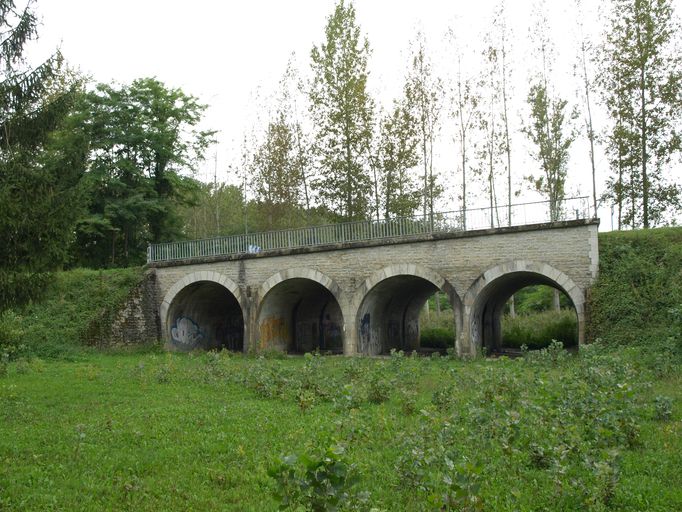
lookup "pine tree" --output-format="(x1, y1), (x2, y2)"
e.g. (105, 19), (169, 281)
(0, 0), (85, 305)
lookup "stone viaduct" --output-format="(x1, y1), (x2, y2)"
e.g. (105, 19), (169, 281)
(145, 219), (599, 357)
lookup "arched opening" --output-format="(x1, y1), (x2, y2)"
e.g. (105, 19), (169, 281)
(166, 281), (244, 351)
(501, 285), (578, 351)
(471, 272), (579, 354)
(357, 275), (455, 355)
(257, 278), (344, 354)
(420, 292), (457, 353)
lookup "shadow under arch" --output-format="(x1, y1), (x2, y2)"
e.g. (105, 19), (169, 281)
(352, 264), (462, 356)
(256, 268), (344, 353)
(160, 271), (246, 352)
(464, 261), (585, 354)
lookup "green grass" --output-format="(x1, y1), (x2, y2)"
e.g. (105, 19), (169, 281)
(1, 346), (680, 511)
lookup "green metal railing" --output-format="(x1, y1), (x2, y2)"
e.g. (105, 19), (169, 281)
(147, 196), (592, 263)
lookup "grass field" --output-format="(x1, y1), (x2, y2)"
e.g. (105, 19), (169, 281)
(2, 344), (681, 511)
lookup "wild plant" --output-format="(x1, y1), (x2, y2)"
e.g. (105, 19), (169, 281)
(268, 444), (362, 511)
(653, 395), (673, 421)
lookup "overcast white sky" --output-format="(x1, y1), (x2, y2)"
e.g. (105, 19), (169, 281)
(32, 0), (682, 228)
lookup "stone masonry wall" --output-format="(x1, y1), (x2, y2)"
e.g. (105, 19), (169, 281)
(150, 220), (599, 355)
(84, 270), (160, 347)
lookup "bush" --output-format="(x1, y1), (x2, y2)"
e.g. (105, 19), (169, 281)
(588, 227), (682, 346)
(268, 444), (363, 511)
(421, 327), (455, 350)
(502, 310), (577, 349)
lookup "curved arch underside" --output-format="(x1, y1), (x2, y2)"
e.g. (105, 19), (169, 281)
(471, 271), (579, 352)
(166, 281), (244, 351)
(257, 278), (344, 353)
(357, 275), (441, 355)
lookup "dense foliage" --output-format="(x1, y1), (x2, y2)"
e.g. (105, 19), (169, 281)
(588, 226), (682, 346)
(0, 267), (142, 360)
(0, 0), (86, 305)
(67, 78), (214, 267)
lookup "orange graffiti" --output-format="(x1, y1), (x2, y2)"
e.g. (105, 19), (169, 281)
(258, 317), (289, 351)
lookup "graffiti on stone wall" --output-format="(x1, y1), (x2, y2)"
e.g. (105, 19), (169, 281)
(216, 316), (243, 351)
(171, 317), (204, 348)
(405, 319), (419, 349)
(359, 313), (381, 355)
(259, 316), (289, 351)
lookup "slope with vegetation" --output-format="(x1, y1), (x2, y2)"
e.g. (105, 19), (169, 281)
(0, 268), (142, 361)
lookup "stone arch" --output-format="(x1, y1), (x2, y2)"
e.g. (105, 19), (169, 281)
(351, 264), (462, 355)
(463, 260), (585, 354)
(255, 268), (345, 354)
(160, 271), (246, 351)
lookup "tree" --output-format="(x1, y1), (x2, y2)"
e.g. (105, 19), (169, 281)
(181, 181), (245, 239)
(404, 31), (443, 224)
(0, 0), (86, 306)
(309, 0), (374, 221)
(250, 111), (305, 229)
(374, 101), (420, 218)
(598, 0), (682, 228)
(494, 1), (515, 225)
(524, 83), (577, 221)
(574, 0), (599, 218)
(475, 37), (504, 228)
(448, 29), (479, 228)
(524, 3), (578, 222)
(71, 78), (214, 267)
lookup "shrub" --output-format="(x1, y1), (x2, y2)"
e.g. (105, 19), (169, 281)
(654, 396), (673, 421)
(421, 327), (455, 349)
(268, 444), (362, 511)
(502, 310), (577, 349)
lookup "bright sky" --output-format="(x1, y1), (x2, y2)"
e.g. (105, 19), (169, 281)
(32, 0), (682, 228)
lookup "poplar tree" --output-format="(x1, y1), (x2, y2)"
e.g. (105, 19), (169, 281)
(309, 0), (374, 221)
(250, 112), (304, 229)
(524, 2), (578, 222)
(475, 38), (504, 228)
(448, 29), (479, 229)
(574, 0), (599, 217)
(374, 101), (420, 219)
(404, 31), (443, 224)
(598, 0), (682, 228)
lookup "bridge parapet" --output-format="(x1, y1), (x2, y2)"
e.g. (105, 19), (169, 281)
(148, 197), (593, 264)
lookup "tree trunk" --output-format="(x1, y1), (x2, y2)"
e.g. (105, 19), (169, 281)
(553, 288), (561, 311)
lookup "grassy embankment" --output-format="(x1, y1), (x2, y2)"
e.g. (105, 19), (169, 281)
(0, 228), (680, 510)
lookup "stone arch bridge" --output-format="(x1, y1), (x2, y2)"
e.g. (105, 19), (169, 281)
(144, 205), (598, 357)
